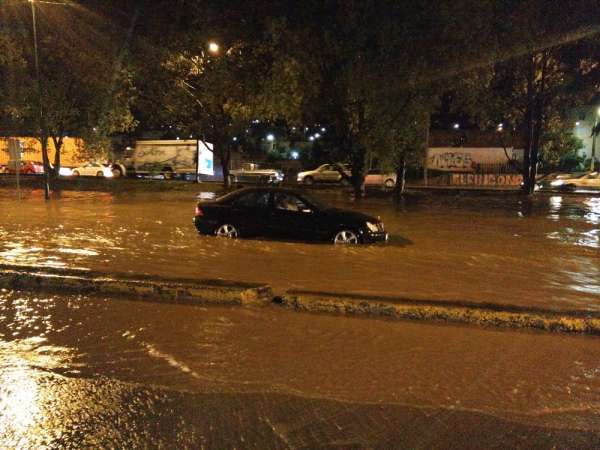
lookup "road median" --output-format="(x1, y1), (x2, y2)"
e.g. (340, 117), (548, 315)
(0, 264), (272, 306)
(2, 264), (600, 334)
(279, 290), (600, 335)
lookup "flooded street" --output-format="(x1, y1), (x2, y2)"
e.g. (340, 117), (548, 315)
(1, 187), (600, 447)
(1, 290), (600, 447)
(0, 188), (598, 311)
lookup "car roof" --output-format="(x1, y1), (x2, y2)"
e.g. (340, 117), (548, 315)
(216, 186), (309, 202)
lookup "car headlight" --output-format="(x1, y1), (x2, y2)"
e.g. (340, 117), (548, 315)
(59, 167), (73, 176)
(103, 168), (114, 178)
(550, 180), (564, 187)
(366, 221), (379, 233)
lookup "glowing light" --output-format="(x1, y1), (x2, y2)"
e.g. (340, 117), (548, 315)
(266, 134), (275, 142)
(453, 123), (460, 130)
(208, 42), (219, 54)
(291, 151), (299, 159)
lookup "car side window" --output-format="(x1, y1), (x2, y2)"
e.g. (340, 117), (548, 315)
(233, 192), (270, 208)
(256, 193), (270, 208)
(233, 192), (258, 207)
(274, 193), (308, 212)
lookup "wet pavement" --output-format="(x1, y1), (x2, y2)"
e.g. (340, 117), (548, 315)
(1, 290), (599, 448)
(0, 188), (598, 311)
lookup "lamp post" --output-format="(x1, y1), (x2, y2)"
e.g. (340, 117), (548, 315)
(29, 0), (50, 199)
(591, 107), (600, 172)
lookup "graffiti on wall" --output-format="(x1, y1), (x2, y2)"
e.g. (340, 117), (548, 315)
(427, 147), (523, 172)
(428, 152), (474, 171)
(451, 173), (523, 186)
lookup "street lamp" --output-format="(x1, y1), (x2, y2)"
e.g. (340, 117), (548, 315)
(208, 41), (220, 54)
(591, 107), (600, 172)
(29, 0), (50, 200)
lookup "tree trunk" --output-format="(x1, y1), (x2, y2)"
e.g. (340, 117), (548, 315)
(527, 52), (548, 195)
(220, 142), (232, 189)
(40, 133), (51, 199)
(394, 152), (406, 201)
(350, 140), (366, 199)
(522, 54), (537, 195)
(51, 135), (64, 179)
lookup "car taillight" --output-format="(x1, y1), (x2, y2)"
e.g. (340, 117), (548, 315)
(195, 205), (204, 217)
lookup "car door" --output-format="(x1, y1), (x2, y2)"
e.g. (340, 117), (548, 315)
(365, 169), (382, 186)
(228, 190), (272, 236)
(269, 192), (320, 240)
(321, 165), (342, 183)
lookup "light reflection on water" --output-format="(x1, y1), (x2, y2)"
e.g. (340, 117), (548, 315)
(0, 190), (599, 310)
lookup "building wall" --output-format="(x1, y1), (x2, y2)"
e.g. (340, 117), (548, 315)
(0, 137), (86, 166)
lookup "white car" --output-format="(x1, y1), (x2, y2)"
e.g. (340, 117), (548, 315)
(364, 169), (397, 189)
(70, 162), (114, 178)
(548, 172), (600, 190)
(229, 163), (284, 184)
(297, 163), (351, 185)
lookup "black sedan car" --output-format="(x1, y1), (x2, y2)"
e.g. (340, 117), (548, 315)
(193, 187), (388, 244)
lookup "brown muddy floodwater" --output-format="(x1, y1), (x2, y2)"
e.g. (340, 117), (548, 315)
(0, 187), (598, 311)
(1, 187), (600, 447)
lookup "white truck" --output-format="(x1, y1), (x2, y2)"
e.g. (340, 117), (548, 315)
(111, 139), (214, 180)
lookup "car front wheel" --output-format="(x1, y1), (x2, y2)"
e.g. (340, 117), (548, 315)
(384, 179), (395, 188)
(303, 176), (314, 185)
(333, 229), (359, 245)
(215, 223), (239, 239)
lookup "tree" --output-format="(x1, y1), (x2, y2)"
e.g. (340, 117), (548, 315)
(0, 0), (137, 191)
(452, 0), (600, 193)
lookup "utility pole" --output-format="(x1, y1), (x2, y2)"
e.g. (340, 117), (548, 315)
(30, 0), (50, 200)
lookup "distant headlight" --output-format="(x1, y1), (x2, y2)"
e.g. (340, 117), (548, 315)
(366, 221), (380, 233)
(550, 180), (564, 187)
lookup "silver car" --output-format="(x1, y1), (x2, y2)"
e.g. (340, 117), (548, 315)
(297, 163), (350, 185)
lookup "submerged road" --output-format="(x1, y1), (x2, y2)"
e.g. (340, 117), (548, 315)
(1, 290), (599, 448)
(0, 188), (598, 311)
(1, 187), (600, 447)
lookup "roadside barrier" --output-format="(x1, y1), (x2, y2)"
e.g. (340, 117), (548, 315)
(1, 264), (599, 335)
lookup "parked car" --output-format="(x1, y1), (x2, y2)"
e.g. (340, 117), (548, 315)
(547, 171), (600, 190)
(297, 163), (351, 185)
(229, 163), (284, 185)
(70, 162), (114, 178)
(6, 160), (44, 175)
(193, 187), (388, 244)
(364, 169), (397, 189)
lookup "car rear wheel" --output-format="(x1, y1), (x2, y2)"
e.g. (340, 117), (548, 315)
(384, 178), (395, 188)
(72, 170), (80, 177)
(96, 171), (104, 177)
(340, 178), (350, 186)
(215, 224), (239, 239)
(303, 176), (314, 185)
(333, 229), (359, 245)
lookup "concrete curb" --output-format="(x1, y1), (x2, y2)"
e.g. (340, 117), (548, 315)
(2, 265), (600, 335)
(0, 264), (272, 306)
(280, 290), (600, 335)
